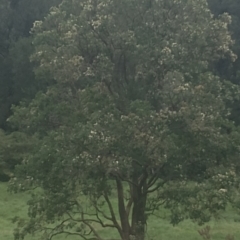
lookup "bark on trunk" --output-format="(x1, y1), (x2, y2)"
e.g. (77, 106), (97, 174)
(116, 177), (131, 240)
(131, 182), (147, 240)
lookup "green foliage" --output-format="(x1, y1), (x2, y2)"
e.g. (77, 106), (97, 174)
(0, 130), (37, 181)
(9, 0), (62, 38)
(8, 0), (240, 240)
(207, 0), (240, 124)
(0, 0), (62, 130)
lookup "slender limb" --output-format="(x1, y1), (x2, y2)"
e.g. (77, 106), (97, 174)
(83, 221), (104, 240)
(125, 183), (133, 217)
(94, 205), (113, 221)
(103, 191), (123, 238)
(147, 163), (165, 188)
(115, 177), (130, 224)
(66, 211), (115, 228)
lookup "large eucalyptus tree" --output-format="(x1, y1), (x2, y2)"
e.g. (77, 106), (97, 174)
(10, 0), (240, 240)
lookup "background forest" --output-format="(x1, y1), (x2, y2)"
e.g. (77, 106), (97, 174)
(1, 0), (240, 240)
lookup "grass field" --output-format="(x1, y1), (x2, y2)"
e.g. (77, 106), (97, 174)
(1, 182), (240, 240)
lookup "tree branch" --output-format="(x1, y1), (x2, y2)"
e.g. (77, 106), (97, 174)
(94, 205), (113, 221)
(115, 176), (131, 238)
(44, 218), (96, 240)
(66, 211), (112, 228)
(125, 183), (133, 217)
(83, 221), (104, 240)
(147, 163), (165, 188)
(145, 182), (165, 194)
(103, 191), (123, 237)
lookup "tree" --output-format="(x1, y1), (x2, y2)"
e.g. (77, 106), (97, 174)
(207, 0), (240, 124)
(0, 0), (13, 129)
(0, 130), (36, 181)
(9, 0), (240, 240)
(0, 0), (62, 130)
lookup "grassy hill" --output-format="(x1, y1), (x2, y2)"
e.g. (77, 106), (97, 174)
(1, 182), (240, 240)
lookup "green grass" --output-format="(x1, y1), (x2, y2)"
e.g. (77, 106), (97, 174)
(1, 182), (240, 240)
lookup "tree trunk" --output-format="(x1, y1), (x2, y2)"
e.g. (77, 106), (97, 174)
(116, 177), (131, 240)
(131, 183), (147, 240)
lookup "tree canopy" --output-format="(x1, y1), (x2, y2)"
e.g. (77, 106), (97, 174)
(6, 0), (240, 240)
